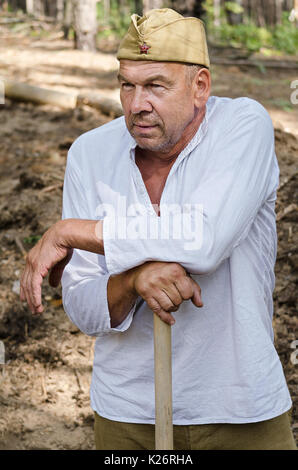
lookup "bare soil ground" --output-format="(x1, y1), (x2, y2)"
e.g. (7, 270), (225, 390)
(0, 22), (297, 450)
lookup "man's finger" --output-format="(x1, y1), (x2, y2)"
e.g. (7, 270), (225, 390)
(153, 290), (177, 313)
(174, 277), (194, 301)
(161, 284), (183, 308)
(146, 297), (176, 325)
(190, 280), (203, 308)
(21, 267), (35, 313)
(25, 287), (35, 314)
(30, 272), (44, 314)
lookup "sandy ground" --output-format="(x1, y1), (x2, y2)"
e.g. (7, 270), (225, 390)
(0, 23), (297, 450)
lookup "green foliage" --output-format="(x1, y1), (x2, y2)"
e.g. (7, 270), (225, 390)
(268, 98), (294, 112)
(271, 12), (298, 55)
(224, 2), (244, 14)
(202, 2), (298, 55)
(216, 22), (272, 51)
(203, 0), (215, 17)
(96, 0), (133, 39)
(23, 235), (41, 246)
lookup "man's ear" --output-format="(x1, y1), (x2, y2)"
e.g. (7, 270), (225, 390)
(193, 69), (211, 108)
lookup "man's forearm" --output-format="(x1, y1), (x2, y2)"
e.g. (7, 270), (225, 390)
(62, 219), (140, 327)
(61, 218), (104, 254)
(55, 217), (141, 328)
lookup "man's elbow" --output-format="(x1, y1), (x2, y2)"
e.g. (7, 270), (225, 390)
(62, 294), (100, 337)
(180, 248), (224, 276)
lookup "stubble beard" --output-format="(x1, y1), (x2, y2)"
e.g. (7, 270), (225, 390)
(127, 112), (169, 152)
(136, 132), (176, 153)
(127, 107), (195, 154)
(129, 121), (183, 153)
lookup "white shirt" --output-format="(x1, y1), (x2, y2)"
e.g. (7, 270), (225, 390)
(61, 95), (292, 425)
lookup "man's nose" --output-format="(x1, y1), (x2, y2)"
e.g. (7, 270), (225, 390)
(130, 86), (152, 114)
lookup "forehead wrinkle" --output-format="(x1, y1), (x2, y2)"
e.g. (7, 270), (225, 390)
(117, 71), (174, 87)
(143, 74), (174, 86)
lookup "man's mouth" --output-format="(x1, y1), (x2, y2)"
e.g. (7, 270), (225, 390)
(133, 123), (157, 128)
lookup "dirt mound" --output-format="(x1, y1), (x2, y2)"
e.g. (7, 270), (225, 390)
(0, 98), (107, 449)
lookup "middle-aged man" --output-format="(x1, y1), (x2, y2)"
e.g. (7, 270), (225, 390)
(20, 9), (296, 450)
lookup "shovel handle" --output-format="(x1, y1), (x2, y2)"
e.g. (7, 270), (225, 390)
(154, 314), (173, 450)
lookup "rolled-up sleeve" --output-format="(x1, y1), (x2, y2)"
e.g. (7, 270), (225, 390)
(61, 147), (136, 336)
(103, 101), (279, 276)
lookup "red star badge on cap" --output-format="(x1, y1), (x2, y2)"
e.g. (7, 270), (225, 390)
(139, 43), (150, 54)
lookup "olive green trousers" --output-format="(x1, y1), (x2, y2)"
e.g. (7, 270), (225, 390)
(94, 410), (297, 450)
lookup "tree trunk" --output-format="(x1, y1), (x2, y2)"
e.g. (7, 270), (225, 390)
(26, 0), (34, 14)
(213, 0), (220, 26)
(225, 0), (243, 25)
(134, 0), (143, 16)
(275, 0), (283, 24)
(33, 0), (45, 16)
(193, 0), (205, 18)
(46, 0), (57, 18)
(118, 0), (130, 18)
(171, 0), (205, 18)
(73, 0), (97, 51)
(251, 0), (265, 27)
(143, 0), (164, 14)
(284, 0), (293, 10)
(103, 0), (110, 22)
(63, 0), (73, 38)
(264, 0), (276, 26)
(242, 0), (251, 23)
(56, 0), (64, 22)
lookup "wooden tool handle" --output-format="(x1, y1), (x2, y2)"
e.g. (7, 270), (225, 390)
(154, 314), (173, 450)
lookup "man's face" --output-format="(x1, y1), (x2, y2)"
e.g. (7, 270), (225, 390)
(118, 60), (197, 153)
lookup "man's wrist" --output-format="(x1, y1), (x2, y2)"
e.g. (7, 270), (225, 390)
(121, 265), (140, 297)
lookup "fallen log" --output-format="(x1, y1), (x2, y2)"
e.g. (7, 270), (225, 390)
(1, 77), (123, 117)
(2, 78), (77, 109)
(0, 18), (24, 25)
(77, 92), (123, 118)
(211, 57), (298, 70)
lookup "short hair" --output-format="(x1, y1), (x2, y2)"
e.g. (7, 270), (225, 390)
(185, 63), (209, 84)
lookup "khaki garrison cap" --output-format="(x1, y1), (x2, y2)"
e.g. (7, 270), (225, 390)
(117, 8), (210, 68)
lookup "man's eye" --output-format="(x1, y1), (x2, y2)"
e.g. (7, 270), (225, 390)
(150, 84), (163, 89)
(121, 83), (134, 89)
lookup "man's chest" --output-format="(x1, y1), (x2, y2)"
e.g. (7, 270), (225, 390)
(136, 167), (173, 217)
